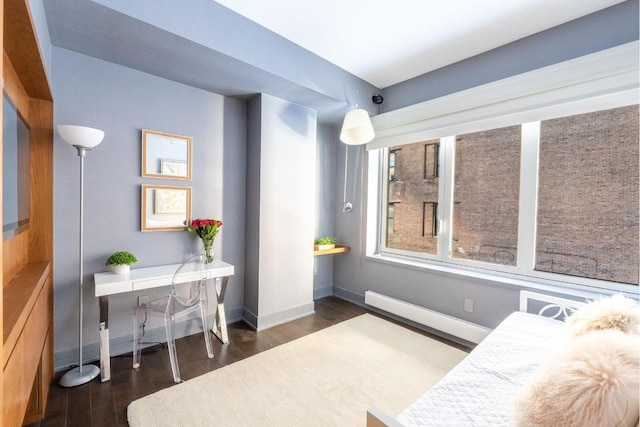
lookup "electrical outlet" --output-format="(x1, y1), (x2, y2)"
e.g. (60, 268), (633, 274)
(138, 295), (149, 306)
(463, 298), (474, 313)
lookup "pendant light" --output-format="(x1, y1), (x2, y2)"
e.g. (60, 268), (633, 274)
(340, 107), (375, 145)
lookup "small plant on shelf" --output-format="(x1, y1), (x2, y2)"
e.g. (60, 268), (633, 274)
(314, 236), (336, 251)
(105, 251), (138, 275)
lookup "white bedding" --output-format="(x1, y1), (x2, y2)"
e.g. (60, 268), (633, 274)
(396, 312), (563, 426)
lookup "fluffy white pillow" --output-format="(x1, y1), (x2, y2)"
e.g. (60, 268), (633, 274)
(564, 294), (639, 337)
(514, 329), (640, 427)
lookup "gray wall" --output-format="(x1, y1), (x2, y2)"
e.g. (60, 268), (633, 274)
(313, 123), (339, 298)
(28, 0), (53, 83)
(52, 47), (247, 367)
(333, 0), (640, 332)
(244, 97), (261, 321)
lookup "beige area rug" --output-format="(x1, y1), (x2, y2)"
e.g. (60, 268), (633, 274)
(128, 314), (467, 427)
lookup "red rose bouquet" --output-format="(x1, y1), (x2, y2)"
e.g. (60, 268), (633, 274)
(185, 218), (223, 263)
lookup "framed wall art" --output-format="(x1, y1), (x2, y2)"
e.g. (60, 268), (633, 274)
(142, 129), (192, 180)
(141, 184), (191, 231)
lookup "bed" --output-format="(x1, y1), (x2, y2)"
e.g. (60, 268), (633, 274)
(366, 291), (639, 427)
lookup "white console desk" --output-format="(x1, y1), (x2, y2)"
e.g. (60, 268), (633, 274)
(94, 260), (234, 382)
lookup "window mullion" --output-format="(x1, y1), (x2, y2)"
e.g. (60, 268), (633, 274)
(439, 136), (456, 261)
(517, 122), (541, 274)
(376, 148), (389, 254)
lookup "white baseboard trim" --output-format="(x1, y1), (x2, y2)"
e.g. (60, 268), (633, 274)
(250, 302), (316, 331)
(365, 291), (491, 344)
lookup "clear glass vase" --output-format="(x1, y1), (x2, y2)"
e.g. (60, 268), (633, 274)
(202, 240), (214, 263)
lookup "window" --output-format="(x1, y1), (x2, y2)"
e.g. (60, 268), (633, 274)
(535, 105), (639, 285)
(451, 126), (521, 266)
(424, 142), (439, 179)
(369, 42), (639, 293)
(377, 105), (639, 288)
(388, 150), (397, 181)
(422, 202), (438, 237)
(387, 203), (395, 236)
(385, 140), (439, 255)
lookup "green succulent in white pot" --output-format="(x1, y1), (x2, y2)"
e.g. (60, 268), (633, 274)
(105, 251), (138, 275)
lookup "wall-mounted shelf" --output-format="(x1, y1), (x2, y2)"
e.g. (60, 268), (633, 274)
(314, 245), (350, 256)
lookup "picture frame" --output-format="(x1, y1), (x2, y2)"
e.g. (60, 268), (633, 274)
(142, 129), (192, 180)
(141, 184), (192, 231)
(160, 159), (188, 177)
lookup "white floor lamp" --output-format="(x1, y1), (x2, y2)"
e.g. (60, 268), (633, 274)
(58, 125), (105, 387)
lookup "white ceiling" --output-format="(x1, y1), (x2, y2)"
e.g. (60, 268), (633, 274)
(216, 0), (626, 88)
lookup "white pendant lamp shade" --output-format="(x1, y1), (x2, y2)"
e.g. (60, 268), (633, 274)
(58, 125), (105, 148)
(340, 108), (375, 145)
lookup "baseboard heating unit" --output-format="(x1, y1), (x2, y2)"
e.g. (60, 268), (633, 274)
(365, 291), (491, 344)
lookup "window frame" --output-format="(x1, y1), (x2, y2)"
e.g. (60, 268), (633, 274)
(366, 42), (639, 295)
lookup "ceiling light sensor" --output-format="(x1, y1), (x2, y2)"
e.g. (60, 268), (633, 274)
(372, 94), (384, 105)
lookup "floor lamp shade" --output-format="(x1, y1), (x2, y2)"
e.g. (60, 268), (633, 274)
(340, 108), (375, 145)
(58, 124), (104, 387)
(58, 125), (105, 149)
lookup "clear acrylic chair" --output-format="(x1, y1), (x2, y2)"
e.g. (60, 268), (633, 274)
(132, 254), (214, 382)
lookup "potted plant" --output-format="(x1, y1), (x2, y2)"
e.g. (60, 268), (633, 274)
(314, 236), (336, 251)
(106, 251), (138, 274)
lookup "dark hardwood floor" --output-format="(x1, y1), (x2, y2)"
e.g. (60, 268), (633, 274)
(27, 297), (468, 427)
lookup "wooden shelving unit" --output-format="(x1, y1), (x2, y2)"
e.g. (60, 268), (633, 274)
(314, 245), (350, 256)
(2, 0), (54, 425)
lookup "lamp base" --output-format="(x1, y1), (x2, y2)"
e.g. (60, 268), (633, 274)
(59, 364), (100, 387)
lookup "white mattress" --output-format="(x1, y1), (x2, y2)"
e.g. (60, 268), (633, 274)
(396, 311), (563, 426)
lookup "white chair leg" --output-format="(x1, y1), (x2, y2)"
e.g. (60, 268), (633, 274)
(133, 305), (143, 369)
(165, 312), (181, 383)
(200, 300), (214, 359)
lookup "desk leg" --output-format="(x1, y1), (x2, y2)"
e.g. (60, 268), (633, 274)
(99, 296), (111, 382)
(211, 276), (229, 344)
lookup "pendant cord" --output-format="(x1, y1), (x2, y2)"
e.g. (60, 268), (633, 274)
(343, 144), (348, 208)
(343, 144), (353, 212)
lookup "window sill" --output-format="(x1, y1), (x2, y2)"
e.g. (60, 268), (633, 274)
(365, 253), (637, 300)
